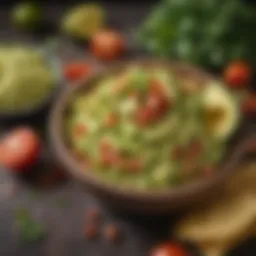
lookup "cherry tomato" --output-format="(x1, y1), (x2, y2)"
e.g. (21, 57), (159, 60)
(0, 127), (41, 171)
(242, 94), (256, 116)
(224, 61), (253, 88)
(64, 62), (92, 82)
(90, 30), (125, 61)
(151, 242), (187, 256)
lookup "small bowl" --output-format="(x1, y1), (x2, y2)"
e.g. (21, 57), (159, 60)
(0, 46), (62, 122)
(49, 60), (251, 214)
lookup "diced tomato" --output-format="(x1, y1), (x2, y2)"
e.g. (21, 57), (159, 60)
(64, 62), (92, 82)
(242, 94), (256, 116)
(0, 127), (41, 171)
(124, 158), (142, 172)
(104, 113), (119, 128)
(150, 80), (166, 95)
(73, 124), (88, 137)
(99, 140), (121, 167)
(136, 94), (169, 126)
(100, 150), (121, 167)
(135, 106), (152, 126)
(224, 61), (253, 89)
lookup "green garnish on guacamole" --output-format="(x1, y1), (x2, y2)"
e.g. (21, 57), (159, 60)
(66, 66), (240, 190)
(0, 46), (56, 113)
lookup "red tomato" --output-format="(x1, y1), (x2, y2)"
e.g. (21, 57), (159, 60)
(64, 62), (92, 82)
(99, 141), (121, 167)
(224, 61), (253, 88)
(73, 124), (88, 137)
(136, 93), (169, 126)
(151, 242), (187, 256)
(0, 127), (41, 171)
(90, 30), (125, 61)
(242, 94), (256, 115)
(135, 106), (152, 126)
(104, 113), (119, 128)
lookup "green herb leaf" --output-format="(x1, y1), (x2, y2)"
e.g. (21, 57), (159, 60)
(15, 208), (46, 243)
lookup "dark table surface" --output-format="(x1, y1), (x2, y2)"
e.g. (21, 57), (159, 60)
(0, 3), (255, 256)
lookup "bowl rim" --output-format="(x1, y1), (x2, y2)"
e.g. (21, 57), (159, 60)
(49, 59), (250, 202)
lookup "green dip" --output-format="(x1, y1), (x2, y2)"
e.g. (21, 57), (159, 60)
(0, 46), (56, 112)
(66, 66), (240, 190)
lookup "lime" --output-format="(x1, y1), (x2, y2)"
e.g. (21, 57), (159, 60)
(12, 2), (42, 30)
(62, 4), (105, 40)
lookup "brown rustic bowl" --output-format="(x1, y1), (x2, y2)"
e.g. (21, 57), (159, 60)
(49, 60), (251, 214)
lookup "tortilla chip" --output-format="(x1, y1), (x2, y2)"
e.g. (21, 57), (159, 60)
(176, 193), (256, 244)
(174, 162), (256, 251)
(200, 244), (227, 256)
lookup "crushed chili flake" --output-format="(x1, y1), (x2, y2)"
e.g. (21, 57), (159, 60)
(103, 224), (121, 242)
(87, 207), (101, 222)
(84, 223), (99, 240)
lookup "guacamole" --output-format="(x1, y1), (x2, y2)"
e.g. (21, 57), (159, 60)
(0, 46), (56, 112)
(66, 67), (240, 190)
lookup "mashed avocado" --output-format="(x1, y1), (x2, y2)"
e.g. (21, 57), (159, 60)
(0, 46), (56, 112)
(66, 66), (240, 190)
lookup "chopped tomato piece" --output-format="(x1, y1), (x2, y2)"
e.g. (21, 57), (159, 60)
(64, 62), (92, 82)
(99, 140), (121, 167)
(73, 124), (88, 137)
(100, 150), (121, 167)
(104, 113), (119, 128)
(135, 106), (152, 126)
(136, 94), (170, 126)
(150, 80), (166, 95)
(224, 61), (252, 89)
(99, 139), (114, 153)
(124, 158), (142, 172)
